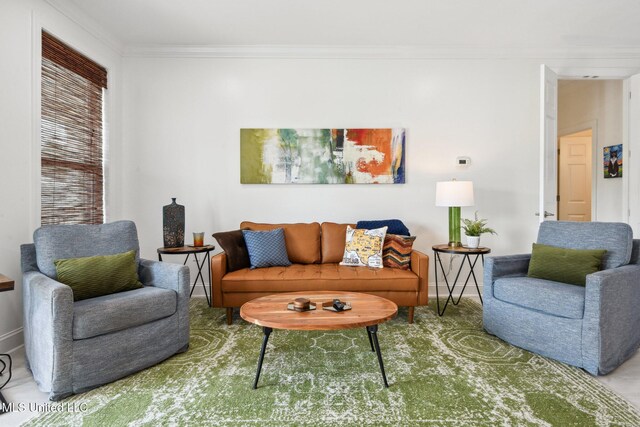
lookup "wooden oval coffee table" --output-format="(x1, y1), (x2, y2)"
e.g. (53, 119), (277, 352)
(241, 291), (398, 389)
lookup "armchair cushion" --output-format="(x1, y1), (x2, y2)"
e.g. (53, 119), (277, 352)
(72, 286), (177, 340)
(34, 220), (140, 279)
(527, 243), (606, 286)
(55, 250), (143, 301)
(494, 276), (585, 319)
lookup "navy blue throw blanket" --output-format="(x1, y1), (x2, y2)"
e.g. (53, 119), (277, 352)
(356, 219), (410, 236)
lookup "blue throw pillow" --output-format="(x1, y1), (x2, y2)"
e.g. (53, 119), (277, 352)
(242, 228), (292, 269)
(357, 219), (410, 236)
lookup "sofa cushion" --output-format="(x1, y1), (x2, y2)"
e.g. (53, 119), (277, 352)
(383, 234), (416, 269)
(73, 286), (177, 340)
(222, 263), (418, 292)
(357, 219), (410, 236)
(340, 226), (387, 268)
(493, 276), (585, 319)
(321, 222), (355, 263)
(55, 250), (143, 301)
(242, 229), (292, 268)
(212, 230), (251, 272)
(537, 221), (632, 270)
(241, 222), (321, 264)
(34, 220), (140, 279)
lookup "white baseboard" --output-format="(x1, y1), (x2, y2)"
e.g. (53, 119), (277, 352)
(0, 328), (24, 354)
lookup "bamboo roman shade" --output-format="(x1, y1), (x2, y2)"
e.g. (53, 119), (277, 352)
(41, 31), (107, 225)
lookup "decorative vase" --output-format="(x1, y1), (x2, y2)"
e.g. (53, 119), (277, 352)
(466, 235), (480, 249)
(163, 198), (185, 248)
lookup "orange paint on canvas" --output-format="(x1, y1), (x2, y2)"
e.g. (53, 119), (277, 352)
(347, 129), (394, 177)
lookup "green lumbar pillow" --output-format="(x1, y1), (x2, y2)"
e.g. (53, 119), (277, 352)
(54, 250), (143, 301)
(527, 243), (607, 286)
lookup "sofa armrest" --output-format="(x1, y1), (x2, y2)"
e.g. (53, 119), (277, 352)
(22, 271), (74, 398)
(411, 250), (429, 306)
(583, 264), (640, 374)
(211, 252), (227, 308)
(139, 258), (190, 296)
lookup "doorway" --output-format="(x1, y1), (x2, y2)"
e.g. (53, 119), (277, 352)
(558, 129), (593, 221)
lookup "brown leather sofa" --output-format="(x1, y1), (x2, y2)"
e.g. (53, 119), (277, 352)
(211, 222), (429, 324)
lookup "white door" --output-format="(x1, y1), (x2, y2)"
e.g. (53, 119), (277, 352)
(558, 134), (592, 221)
(540, 65), (558, 222)
(629, 74), (640, 236)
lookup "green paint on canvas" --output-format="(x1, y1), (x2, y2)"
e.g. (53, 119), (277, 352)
(24, 299), (640, 426)
(240, 129), (273, 183)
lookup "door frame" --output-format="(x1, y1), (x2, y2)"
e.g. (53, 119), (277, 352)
(542, 65), (640, 224)
(558, 120), (598, 221)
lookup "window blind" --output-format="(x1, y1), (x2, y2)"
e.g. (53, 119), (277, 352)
(41, 31), (107, 225)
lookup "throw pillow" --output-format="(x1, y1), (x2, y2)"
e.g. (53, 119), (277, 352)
(383, 234), (417, 269)
(340, 226), (387, 268)
(212, 230), (251, 272)
(356, 219), (410, 236)
(242, 228), (292, 269)
(527, 243), (607, 286)
(54, 250), (143, 301)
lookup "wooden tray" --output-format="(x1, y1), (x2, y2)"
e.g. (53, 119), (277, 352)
(287, 303), (317, 312)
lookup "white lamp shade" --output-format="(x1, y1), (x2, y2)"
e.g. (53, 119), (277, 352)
(435, 180), (474, 207)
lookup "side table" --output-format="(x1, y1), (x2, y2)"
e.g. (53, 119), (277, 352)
(0, 274), (15, 414)
(157, 245), (215, 307)
(432, 244), (491, 316)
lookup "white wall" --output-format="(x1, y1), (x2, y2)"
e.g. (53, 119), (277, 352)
(122, 57), (544, 267)
(0, 0), (122, 352)
(558, 80), (623, 222)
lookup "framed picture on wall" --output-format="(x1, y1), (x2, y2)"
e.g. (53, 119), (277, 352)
(604, 144), (622, 178)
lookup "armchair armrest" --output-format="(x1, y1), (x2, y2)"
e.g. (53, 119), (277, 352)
(22, 271), (74, 398)
(211, 252), (227, 308)
(139, 258), (190, 349)
(410, 250), (429, 305)
(483, 254), (531, 301)
(583, 264), (640, 374)
(138, 258), (190, 296)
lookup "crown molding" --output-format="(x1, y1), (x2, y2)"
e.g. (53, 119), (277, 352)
(123, 44), (640, 60)
(44, 0), (124, 55)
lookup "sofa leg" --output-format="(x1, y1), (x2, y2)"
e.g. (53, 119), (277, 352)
(226, 307), (233, 325)
(408, 307), (415, 324)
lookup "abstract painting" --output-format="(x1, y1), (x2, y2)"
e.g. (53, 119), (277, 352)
(240, 128), (405, 184)
(603, 144), (622, 178)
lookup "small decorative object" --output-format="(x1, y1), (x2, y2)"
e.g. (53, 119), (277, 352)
(241, 128), (405, 184)
(163, 198), (185, 248)
(322, 300), (352, 312)
(435, 180), (474, 247)
(604, 144), (622, 178)
(461, 211), (497, 249)
(193, 232), (204, 247)
(287, 298), (316, 312)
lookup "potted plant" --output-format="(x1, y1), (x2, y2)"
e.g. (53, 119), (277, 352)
(461, 212), (497, 248)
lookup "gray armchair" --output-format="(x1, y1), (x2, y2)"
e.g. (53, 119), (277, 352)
(21, 220), (190, 401)
(483, 221), (640, 375)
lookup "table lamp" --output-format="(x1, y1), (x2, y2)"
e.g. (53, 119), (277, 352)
(435, 180), (474, 247)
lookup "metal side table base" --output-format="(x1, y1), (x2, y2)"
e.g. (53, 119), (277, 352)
(0, 354), (12, 414)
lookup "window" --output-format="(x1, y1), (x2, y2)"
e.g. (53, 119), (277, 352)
(41, 31), (107, 225)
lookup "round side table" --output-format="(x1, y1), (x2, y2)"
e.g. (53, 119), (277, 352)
(432, 244), (491, 316)
(157, 245), (215, 306)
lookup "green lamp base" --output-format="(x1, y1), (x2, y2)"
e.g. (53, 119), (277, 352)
(448, 206), (462, 247)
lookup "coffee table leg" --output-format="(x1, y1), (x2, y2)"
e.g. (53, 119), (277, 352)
(366, 328), (375, 352)
(366, 325), (389, 388)
(253, 327), (272, 389)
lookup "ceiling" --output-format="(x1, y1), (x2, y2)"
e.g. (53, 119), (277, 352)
(61, 0), (640, 50)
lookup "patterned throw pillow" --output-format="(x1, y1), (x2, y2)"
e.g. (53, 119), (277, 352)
(242, 228), (292, 269)
(383, 234), (417, 269)
(340, 226), (387, 268)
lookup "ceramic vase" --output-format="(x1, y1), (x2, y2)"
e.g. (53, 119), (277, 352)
(466, 235), (480, 249)
(163, 198), (185, 248)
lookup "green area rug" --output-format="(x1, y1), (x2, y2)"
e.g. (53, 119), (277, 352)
(25, 299), (640, 426)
